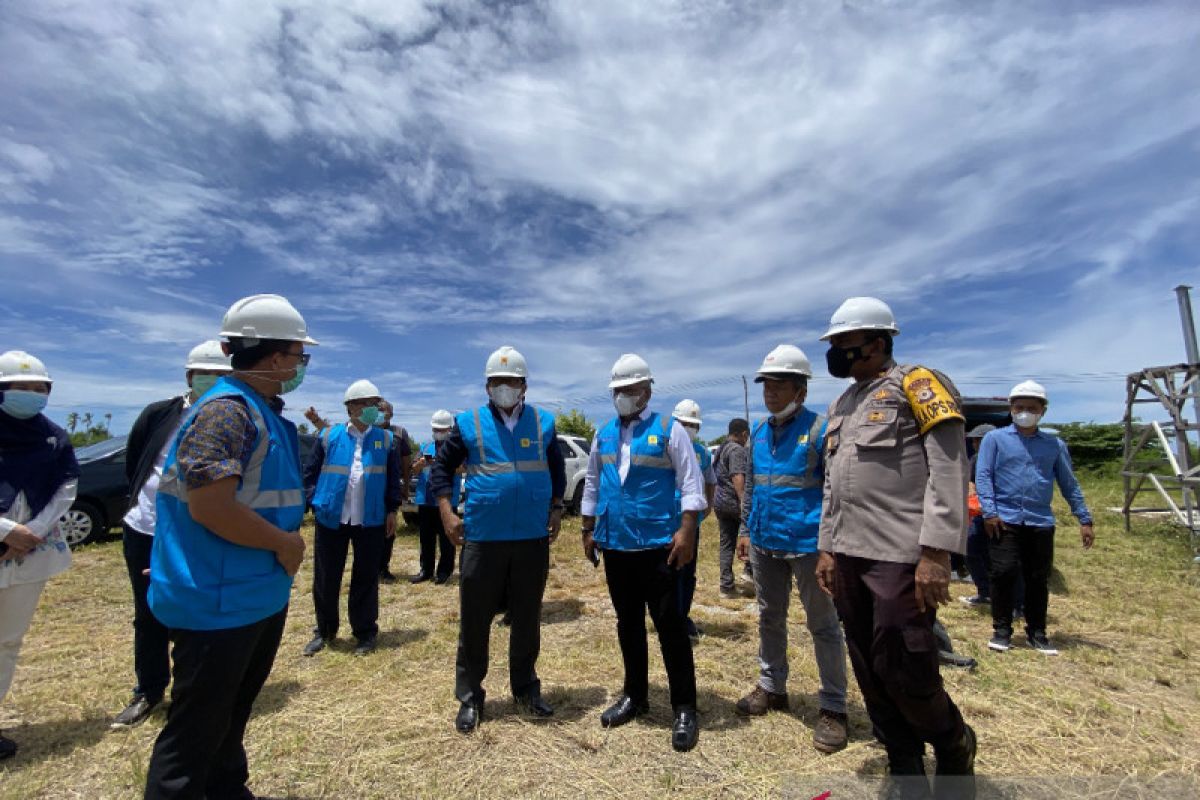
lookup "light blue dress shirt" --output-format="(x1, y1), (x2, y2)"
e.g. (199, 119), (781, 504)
(975, 425), (1092, 528)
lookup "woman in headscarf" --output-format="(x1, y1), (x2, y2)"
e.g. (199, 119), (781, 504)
(0, 350), (79, 760)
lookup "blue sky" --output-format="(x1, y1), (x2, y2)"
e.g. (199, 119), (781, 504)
(2, 0), (1198, 442)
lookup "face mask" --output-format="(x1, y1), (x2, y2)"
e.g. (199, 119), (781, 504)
(278, 364), (306, 395)
(684, 426), (700, 442)
(358, 406), (381, 426)
(825, 344), (867, 379)
(1013, 411), (1042, 428)
(190, 374), (220, 396)
(613, 391), (643, 417)
(488, 384), (523, 409)
(0, 389), (49, 419)
(433, 431), (449, 442)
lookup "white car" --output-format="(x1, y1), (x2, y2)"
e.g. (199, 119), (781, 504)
(557, 434), (591, 514)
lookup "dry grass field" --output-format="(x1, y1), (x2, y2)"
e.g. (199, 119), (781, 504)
(2, 474), (1198, 798)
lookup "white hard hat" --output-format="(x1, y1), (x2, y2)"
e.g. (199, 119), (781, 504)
(219, 294), (318, 345)
(1008, 380), (1048, 403)
(673, 399), (702, 426)
(344, 379), (382, 403)
(820, 296), (900, 341)
(754, 344), (813, 381)
(431, 409), (454, 429)
(185, 340), (233, 372)
(609, 353), (653, 389)
(0, 350), (52, 385)
(485, 345), (528, 378)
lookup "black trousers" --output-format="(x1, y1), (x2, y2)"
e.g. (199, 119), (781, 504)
(675, 527), (699, 623)
(603, 547), (697, 709)
(833, 555), (966, 759)
(417, 504), (456, 578)
(312, 522), (384, 641)
(379, 534), (396, 575)
(122, 525), (170, 703)
(144, 608), (287, 800)
(989, 523), (1055, 637)
(455, 538), (549, 705)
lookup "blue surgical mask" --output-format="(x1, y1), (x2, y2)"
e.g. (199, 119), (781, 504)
(279, 364), (306, 395)
(190, 374), (221, 397)
(359, 406), (381, 426)
(0, 389), (49, 419)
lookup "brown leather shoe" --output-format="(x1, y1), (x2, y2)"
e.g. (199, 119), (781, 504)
(735, 685), (789, 716)
(813, 709), (849, 753)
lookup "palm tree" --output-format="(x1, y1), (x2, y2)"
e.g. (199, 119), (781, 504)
(82, 412), (93, 431)
(66, 412), (78, 433)
(103, 413), (112, 431)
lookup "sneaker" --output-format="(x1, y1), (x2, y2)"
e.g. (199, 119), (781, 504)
(735, 685), (789, 716)
(719, 587), (738, 599)
(987, 633), (1011, 652)
(110, 694), (158, 729)
(959, 595), (989, 607)
(813, 709), (848, 753)
(1027, 632), (1059, 655)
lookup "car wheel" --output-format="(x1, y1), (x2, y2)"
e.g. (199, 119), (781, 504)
(59, 502), (104, 547)
(568, 480), (584, 515)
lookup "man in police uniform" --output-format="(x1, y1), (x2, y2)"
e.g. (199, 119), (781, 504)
(581, 354), (706, 752)
(813, 297), (976, 800)
(734, 345), (849, 754)
(145, 294), (315, 799)
(430, 345), (567, 733)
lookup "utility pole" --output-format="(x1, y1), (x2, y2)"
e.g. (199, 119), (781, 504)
(742, 375), (750, 421)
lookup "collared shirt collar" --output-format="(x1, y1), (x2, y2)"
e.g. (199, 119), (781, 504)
(621, 406), (653, 428)
(489, 400), (525, 423)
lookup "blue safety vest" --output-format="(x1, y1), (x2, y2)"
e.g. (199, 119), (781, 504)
(149, 376), (304, 630)
(594, 412), (680, 551)
(309, 423), (392, 529)
(675, 439), (712, 523)
(415, 441), (460, 507)
(746, 408), (826, 553)
(458, 404), (554, 541)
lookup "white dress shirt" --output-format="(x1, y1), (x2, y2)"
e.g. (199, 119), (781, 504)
(123, 395), (190, 536)
(339, 423), (368, 526)
(497, 402), (524, 432)
(580, 406), (707, 519)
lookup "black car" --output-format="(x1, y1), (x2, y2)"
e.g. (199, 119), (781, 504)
(59, 433), (318, 547)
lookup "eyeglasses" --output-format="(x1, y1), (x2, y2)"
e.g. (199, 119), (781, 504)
(285, 352), (311, 366)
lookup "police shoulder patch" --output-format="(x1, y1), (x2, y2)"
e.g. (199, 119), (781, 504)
(902, 367), (964, 434)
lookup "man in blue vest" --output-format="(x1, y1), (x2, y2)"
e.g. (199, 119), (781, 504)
(734, 344), (849, 753)
(145, 294), (316, 800)
(413, 409), (458, 584)
(671, 399), (716, 643)
(301, 379), (402, 657)
(581, 354), (706, 752)
(429, 345), (567, 733)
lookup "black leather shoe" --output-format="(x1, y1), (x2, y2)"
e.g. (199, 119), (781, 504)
(379, 571), (398, 584)
(516, 691), (554, 717)
(455, 702), (483, 733)
(886, 754), (933, 800)
(302, 634), (327, 657)
(353, 637), (377, 656)
(933, 724), (976, 800)
(671, 706), (699, 752)
(433, 573), (452, 585)
(410, 571), (432, 584)
(600, 695), (648, 728)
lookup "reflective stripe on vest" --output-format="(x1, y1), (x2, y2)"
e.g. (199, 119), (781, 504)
(458, 404), (554, 541)
(747, 409), (825, 553)
(593, 412), (679, 551)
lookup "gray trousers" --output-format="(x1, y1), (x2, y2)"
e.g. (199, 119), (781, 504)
(751, 547), (848, 713)
(717, 511), (751, 591)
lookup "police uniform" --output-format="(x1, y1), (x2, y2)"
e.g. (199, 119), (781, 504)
(818, 361), (971, 766)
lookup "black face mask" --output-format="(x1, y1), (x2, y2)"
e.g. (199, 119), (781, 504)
(826, 344), (867, 379)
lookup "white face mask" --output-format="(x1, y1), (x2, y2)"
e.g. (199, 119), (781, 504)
(613, 391), (643, 417)
(683, 426), (700, 442)
(771, 386), (804, 423)
(488, 384), (523, 410)
(1013, 411), (1042, 428)
(432, 431), (449, 442)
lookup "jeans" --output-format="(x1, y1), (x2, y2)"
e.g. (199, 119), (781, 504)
(750, 547), (847, 713)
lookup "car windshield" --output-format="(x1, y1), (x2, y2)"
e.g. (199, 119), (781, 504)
(75, 436), (128, 463)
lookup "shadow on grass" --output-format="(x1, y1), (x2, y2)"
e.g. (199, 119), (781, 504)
(253, 678), (303, 718)
(374, 627), (431, 651)
(490, 684), (608, 724)
(1048, 567), (1070, 596)
(1048, 632), (1115, 652)
(542, 598), (585, 624)
(694, 617), (752, 640)
(1, 714), (109, 764)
